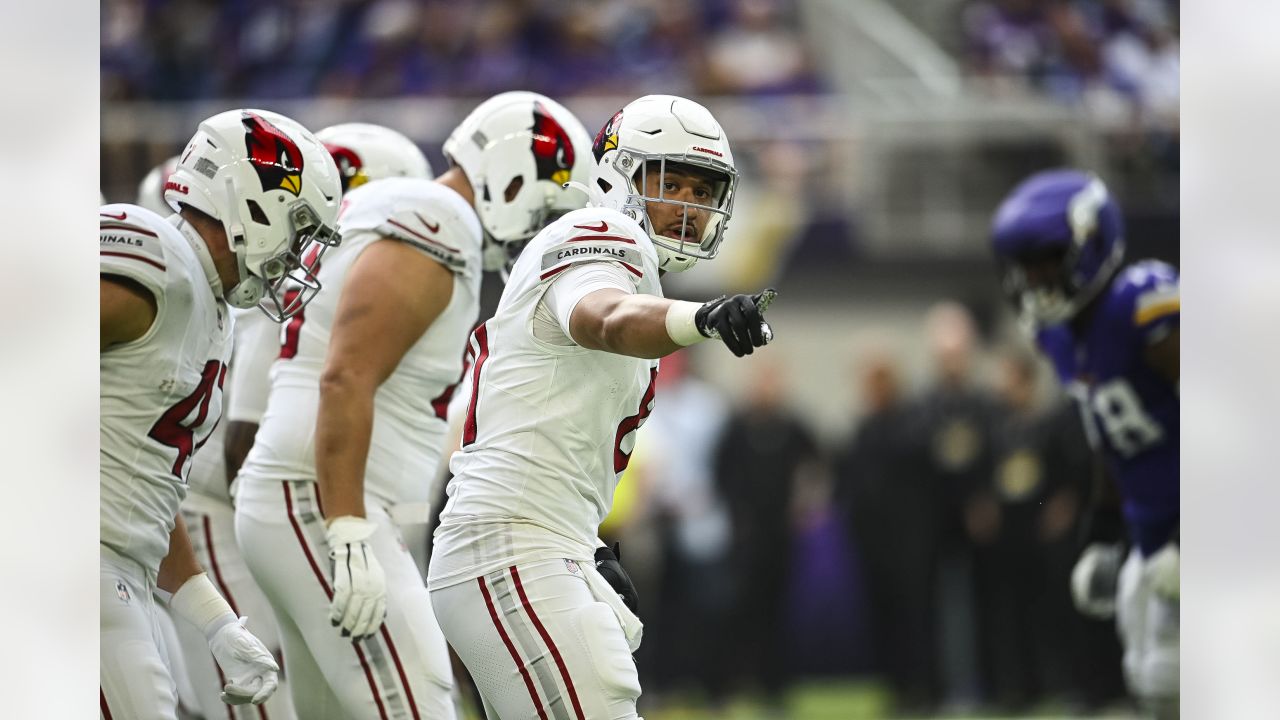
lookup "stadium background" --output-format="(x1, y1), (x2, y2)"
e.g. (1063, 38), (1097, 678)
(100, 1), (1179, 718)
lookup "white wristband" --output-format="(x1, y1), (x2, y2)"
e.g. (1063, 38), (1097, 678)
(665, 300), (705, 346)
(169, 573), (236, 639)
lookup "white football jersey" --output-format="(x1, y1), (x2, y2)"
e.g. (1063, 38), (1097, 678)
(184, 307), (276, 504)
(100, 204), (233, 575)
(429, 207), (661, 589)
(236, 178), (482, 508)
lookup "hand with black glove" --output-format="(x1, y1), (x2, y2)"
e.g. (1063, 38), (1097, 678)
(594, 542), (639, 615)
(695, 288), (777, 357)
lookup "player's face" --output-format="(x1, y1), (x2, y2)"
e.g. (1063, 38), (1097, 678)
(1016, 248), (1066, 293)
(642, 163), (716, 245)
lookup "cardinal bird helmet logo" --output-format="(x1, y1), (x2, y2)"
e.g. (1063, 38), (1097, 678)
(324, 143), (368, 193)
(592, 109), (623, 163)
(531, 101), (576, 186)
(242, 111), (305, 196)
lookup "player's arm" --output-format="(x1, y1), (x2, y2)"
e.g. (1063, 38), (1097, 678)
(156, 512), (204, 593)
(314, 238), (454, 638)
(157, 515), (280, 704)
(569, 289), (684, 359)
(100, 275), (157, 351)
(1070, 454), (1126, 618)
(224, 422), (257, 485)
(316, 238), (454, 519)
(1133, 274), (1179, 387)
(569, 285), (777, 359)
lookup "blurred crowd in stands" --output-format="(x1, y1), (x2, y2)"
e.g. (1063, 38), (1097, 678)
(103, 0), (1177, 125)
(610, 301), (1130, 716)
(101, 0), (821, 101)
(963, 0), (1179, 129)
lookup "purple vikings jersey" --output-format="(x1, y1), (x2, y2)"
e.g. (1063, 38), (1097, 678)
(1036, 260), (1179, 556)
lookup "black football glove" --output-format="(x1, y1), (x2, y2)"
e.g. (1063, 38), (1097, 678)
(594, 542), (639, 615)
(695, 288), (778, 357)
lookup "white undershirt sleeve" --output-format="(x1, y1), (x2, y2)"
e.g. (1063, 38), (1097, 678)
(225, 309), (279, 423)
(534, 261), (635, 346)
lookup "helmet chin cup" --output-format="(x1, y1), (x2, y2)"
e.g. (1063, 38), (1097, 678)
(225, 275), (265, 309)
(654, 244), (697, 272)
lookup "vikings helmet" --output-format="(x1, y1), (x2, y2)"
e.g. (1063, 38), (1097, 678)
(591, 95), (738, 273)
(991, 169), (1125, 328)
(316, 123), (433, 191)
(165, 109), (342, 321)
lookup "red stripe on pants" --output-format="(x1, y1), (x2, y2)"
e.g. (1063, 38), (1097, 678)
(281, 482), (388, 720)
(509, 565), (587, 720)
(478, 575), (548, 720)
(100, 688), (113, 719)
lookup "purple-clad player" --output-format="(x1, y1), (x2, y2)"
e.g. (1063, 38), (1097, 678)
(991, 169), (1178, 719)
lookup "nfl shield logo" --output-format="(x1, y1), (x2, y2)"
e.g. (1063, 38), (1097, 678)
(116, 581), (131, 604)
(564, 559), (580, 574)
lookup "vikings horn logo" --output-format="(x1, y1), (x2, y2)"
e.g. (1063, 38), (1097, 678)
(530, 102), (576, 186)
(242, 111), (304, 196)
(592, 109), (623, 163)
(324, 143), (368, 193)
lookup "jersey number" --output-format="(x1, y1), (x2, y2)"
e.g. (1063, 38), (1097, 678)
(279, 246), (324, 359)
(148, 360), (228, 479)
(431, 345), (472, 422)
(613, 367), (658, 473)
(279, 287), (305, 359)
(1089, 379), (1163, 458)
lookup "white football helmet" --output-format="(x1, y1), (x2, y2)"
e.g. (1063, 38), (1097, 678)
(591, 95), (738, 272)
(443, 91), (593, 268)
(165, 109), (342, 321)
(316, 123), (433, 191)
(136, 156), (180, 216)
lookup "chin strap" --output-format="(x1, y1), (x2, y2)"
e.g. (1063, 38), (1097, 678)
(168, 215), (225, 299)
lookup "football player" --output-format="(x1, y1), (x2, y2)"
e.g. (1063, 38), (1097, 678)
(101, 108), (341, 719)
(234, 96), (592, 720)
(427, 94), (777, 719)
(133, 153), (297, 719)
(991, 169), (1179, 719)
(165, 122), (441, 720)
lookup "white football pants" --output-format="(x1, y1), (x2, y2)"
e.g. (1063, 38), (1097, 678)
(236, 479), (455, 720)
(153, 600), (200, 716)
(101, 545), (178, 720)
(178, 492), (296, 719)
(432, 558), (642, 720)
(1117, 548), (1180, 708)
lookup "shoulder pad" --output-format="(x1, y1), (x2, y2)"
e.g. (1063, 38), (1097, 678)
(337, 179), (480, 276)
(99, 205), (169, 295)
(535, 208), (650, 284)
(1111, 260), (1179, 330)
